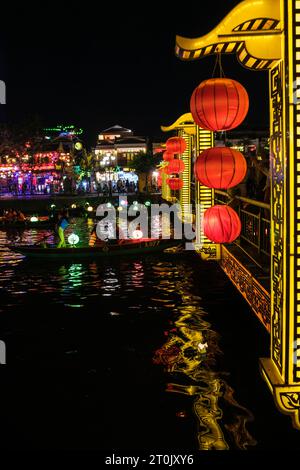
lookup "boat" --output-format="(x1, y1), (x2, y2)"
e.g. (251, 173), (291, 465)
(0, 216), (54, 229)
(9, 238), (183, 259)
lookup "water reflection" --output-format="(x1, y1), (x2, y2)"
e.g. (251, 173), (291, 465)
(153, 264), (257, 450)
(0, 222), (257, 450)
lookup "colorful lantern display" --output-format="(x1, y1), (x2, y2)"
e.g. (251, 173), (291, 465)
(164, 159), (185, 174)
(167, 178), (184, 190)
(163, 151), (174, 162)
(203, 205), (241, 243)
(190, 78), (249, 131)
(132, 230), (143, 239)
(194, 147), (247, 189)
(68, 233), (80, 245)
(166, 137), (187, 154)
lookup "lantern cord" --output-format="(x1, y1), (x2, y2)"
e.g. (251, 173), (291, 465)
(212, 52), (225, 78)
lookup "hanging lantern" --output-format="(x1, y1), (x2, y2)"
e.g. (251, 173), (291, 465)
(194, 147), (247, 189)
(164, 159), (185, 174)
(166, 137), (187, 154)
(163, 151), (174, 162)
(203, 205), (241, 243)
(167, 178), (183, 190)
(190, 78), (249, 131)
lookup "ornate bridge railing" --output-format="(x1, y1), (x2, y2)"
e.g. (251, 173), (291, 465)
(214, 190), (271, 269)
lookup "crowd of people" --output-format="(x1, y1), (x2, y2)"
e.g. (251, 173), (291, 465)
(1, 208), (26, 222)
(227, 154), (270, 207)
(95, 179), (138, 195)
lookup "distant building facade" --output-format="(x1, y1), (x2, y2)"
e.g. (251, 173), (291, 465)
(93, 124), (147, 185)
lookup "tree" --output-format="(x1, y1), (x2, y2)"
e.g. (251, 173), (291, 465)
(0, 116), (44, 163)
(75, 149), (95, 192)
(128, 151), (157, 193)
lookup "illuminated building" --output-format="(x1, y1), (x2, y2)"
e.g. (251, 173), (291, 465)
(0, 127), (85, 195)
(93, 124), (147, 184)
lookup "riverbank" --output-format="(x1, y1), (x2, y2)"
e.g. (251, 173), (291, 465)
(0, 192), (163, 213)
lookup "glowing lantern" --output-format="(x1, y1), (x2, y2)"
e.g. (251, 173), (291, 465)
(164, 159), (185, 175)
(68, 233), (80, 245)
(144, 201), (151, 207)
(75, 142), (83, 150)
(132, 229), (143, 239)
(163, 151), (174, 162)
(30, 216), (38, 222)
(190, 78), (249, 131)
(194, 147), (247, 189)
(203, 205), (241, 243)
(166, 137), (187, 154)
(167, 178), (183, 190)
(87, 206), (93, 212)
(71, 203), (77, 209)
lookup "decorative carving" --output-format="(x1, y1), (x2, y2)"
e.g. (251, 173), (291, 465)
(270, 63), (284, 372)
(175, 0), (281, 70)
(220, 247), (270, 331)
(196, 244), (219, 261)
(276, 388), (300, 429)
(280, 392), (300, 411)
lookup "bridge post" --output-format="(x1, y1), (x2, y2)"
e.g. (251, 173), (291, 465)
(194, 126), (220, 260)
(161, 114), (217, 258)
(174, 0), (300, 427)
(161, 113), (195, 207)
(260, 0), (300, 429)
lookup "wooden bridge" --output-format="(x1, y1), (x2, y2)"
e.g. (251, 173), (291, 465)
(160, 0), (300, 430)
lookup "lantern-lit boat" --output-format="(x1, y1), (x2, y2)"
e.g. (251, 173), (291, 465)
(0, 216), (54, 229)
(9, 238), (183, 259)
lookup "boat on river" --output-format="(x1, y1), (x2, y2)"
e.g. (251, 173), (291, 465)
(9, 238), (183, 259)
(0, 216), (54, 229)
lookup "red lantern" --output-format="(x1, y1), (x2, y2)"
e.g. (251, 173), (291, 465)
(167, 178), (183, 190)
(203, 205), (241, 243)
(164, 159), (185, 174)
(163, 151), (174, 162)
(190, 78), (249, 131)
(166, 137), (187, 154)
(194, 147), (247, 189)
(157, 174), (162, 187)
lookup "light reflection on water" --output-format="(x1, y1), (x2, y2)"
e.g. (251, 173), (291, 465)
(0, 220), (256, 450)
(153, 263), (256, 450)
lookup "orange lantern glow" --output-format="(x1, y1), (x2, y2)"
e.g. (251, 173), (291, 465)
(166, 137), (187, 154)
(203, 205), (241, 243)
(167, 178), (183, 190)
(164, 159), (185, 174)
(163, 151), (174, 162)
(194, 147), (247, 189)
(190, 78), (249, 131)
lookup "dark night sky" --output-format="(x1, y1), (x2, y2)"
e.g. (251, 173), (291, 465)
(1, 1), (269, 147)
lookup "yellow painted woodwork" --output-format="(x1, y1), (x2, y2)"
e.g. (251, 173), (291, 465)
(176, 0), (282, 70)
(173, 0), (300, 428)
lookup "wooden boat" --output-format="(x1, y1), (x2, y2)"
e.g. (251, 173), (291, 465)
(0, 216), (54, 229)
(9, 238), (182, 259)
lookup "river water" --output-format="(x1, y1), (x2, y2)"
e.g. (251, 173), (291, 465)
(0, 219), (299, 451)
